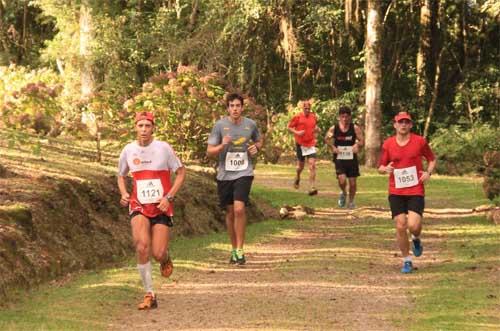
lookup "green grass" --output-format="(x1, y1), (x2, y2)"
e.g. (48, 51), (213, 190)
(0, 162), (497, 330)
(253, 163), (489, 209)
(409, 216), (500, 331)
(0, 219), (294, 331)
(0, 268), (138, 331)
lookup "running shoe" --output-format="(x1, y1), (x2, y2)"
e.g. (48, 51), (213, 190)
(293, 177), (300, 189)
(236, 254), (246, 265)
(236, 249), (246, 265)
(401, 261), (413, 274)
(160, 254), (173, 278)
(308, 189), (318, 196)
(138, 292), (158, 310)
(338, 193), (346, 207)
(348, 202), (356, 209)
(412, 238), (423, 257)
(229, 250), (238, 264)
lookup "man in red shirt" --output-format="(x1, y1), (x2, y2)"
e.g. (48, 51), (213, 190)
(378, 112), (436, 273)
(288, 100), (320, 195)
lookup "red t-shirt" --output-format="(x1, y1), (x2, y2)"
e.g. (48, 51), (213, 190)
(379, 133), (435, 196)
(288, 112), (317, 147)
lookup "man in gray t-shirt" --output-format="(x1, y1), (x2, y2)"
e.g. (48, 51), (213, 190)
(207, 93), (262, 265)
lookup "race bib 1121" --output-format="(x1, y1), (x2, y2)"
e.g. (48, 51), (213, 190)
(136, 179), (164, 204)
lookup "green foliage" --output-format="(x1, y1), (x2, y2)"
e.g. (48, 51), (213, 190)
(3, 1), (498, 170)
(0, 1), (55, 66)
(122, 66), (267, 161)
(0, 65), (63, 135)
(453, 64), (500, 127)
(431, 124), (500, 175)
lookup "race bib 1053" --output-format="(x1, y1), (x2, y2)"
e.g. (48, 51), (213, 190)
(394, 166), (418, 189)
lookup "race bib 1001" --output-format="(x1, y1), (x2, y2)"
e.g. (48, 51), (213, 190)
(300, 146), (317, 156)
(394, 166), (418, 189)
(337, 146), (354, 160)
(136, 179), (164, 204)
(225, 152), (249, 171)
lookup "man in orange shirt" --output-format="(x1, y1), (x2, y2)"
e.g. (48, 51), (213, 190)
(288, 100), (320, 195)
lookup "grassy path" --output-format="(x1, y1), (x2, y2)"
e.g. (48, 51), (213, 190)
(0, 163), (498, 330)
(110, 216), (411, 331)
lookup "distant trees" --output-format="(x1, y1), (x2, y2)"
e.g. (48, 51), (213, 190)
(0, 0), (498, 165)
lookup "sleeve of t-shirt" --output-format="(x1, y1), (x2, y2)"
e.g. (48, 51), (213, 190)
(207, 122), (222, 146)
(421, 138), (436, 161)
(117, 147), (129, 176)
(165, 143), (183, 172)
(288, 115), (298, 129)
(251, 121), (261, 142)
(378, 141), (390, 167)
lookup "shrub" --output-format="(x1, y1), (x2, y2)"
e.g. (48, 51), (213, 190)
(0, 65), (63, 136)
(430, 124), (500, 175)
(122, 66), (267, 161)
(483, 151), (500, 205)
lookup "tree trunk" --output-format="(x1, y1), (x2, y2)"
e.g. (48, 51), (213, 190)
(345, 0), (353, 32)
(80, 2), (94, 99)
(364, 0), (383, 168)
(423, 48), (443, 138)
(329, 28), (338, 98)
(22, 2), (28, 55)
(416, 0), (432, 107)
(95, 120), (102, 163)
(188, 0), (199, 32)
(0, 1), (11, 60)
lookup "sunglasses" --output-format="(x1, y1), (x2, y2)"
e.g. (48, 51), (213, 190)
(397, 119), (412, 124)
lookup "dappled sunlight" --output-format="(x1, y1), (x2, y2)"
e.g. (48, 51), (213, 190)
(174, 259), (220, 271)
(427, 226), (498, 236)
(247, 245), (391, 257)
(160, 280), (421, 294)
(81, 282), (140, 290)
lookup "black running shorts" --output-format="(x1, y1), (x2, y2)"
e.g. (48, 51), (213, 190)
(217, 176), (254, 208)
(388, 195), (425, 219)
(334, 159), (360, 178)
(130, 211), (174, 227)
(296, 143), (317, 162)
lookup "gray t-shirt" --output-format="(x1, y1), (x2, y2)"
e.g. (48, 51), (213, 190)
(207, 117), (261, 181)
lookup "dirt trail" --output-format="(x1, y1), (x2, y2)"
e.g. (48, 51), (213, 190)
(109, 213), (437, 331)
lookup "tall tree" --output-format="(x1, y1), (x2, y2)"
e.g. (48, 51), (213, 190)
(364, 0), (383, 167)
(79, 1), (94, 99)
(416, 0), (433, 106)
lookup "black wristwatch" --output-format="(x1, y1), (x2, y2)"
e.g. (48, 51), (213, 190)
(166, 194), (175, 202)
